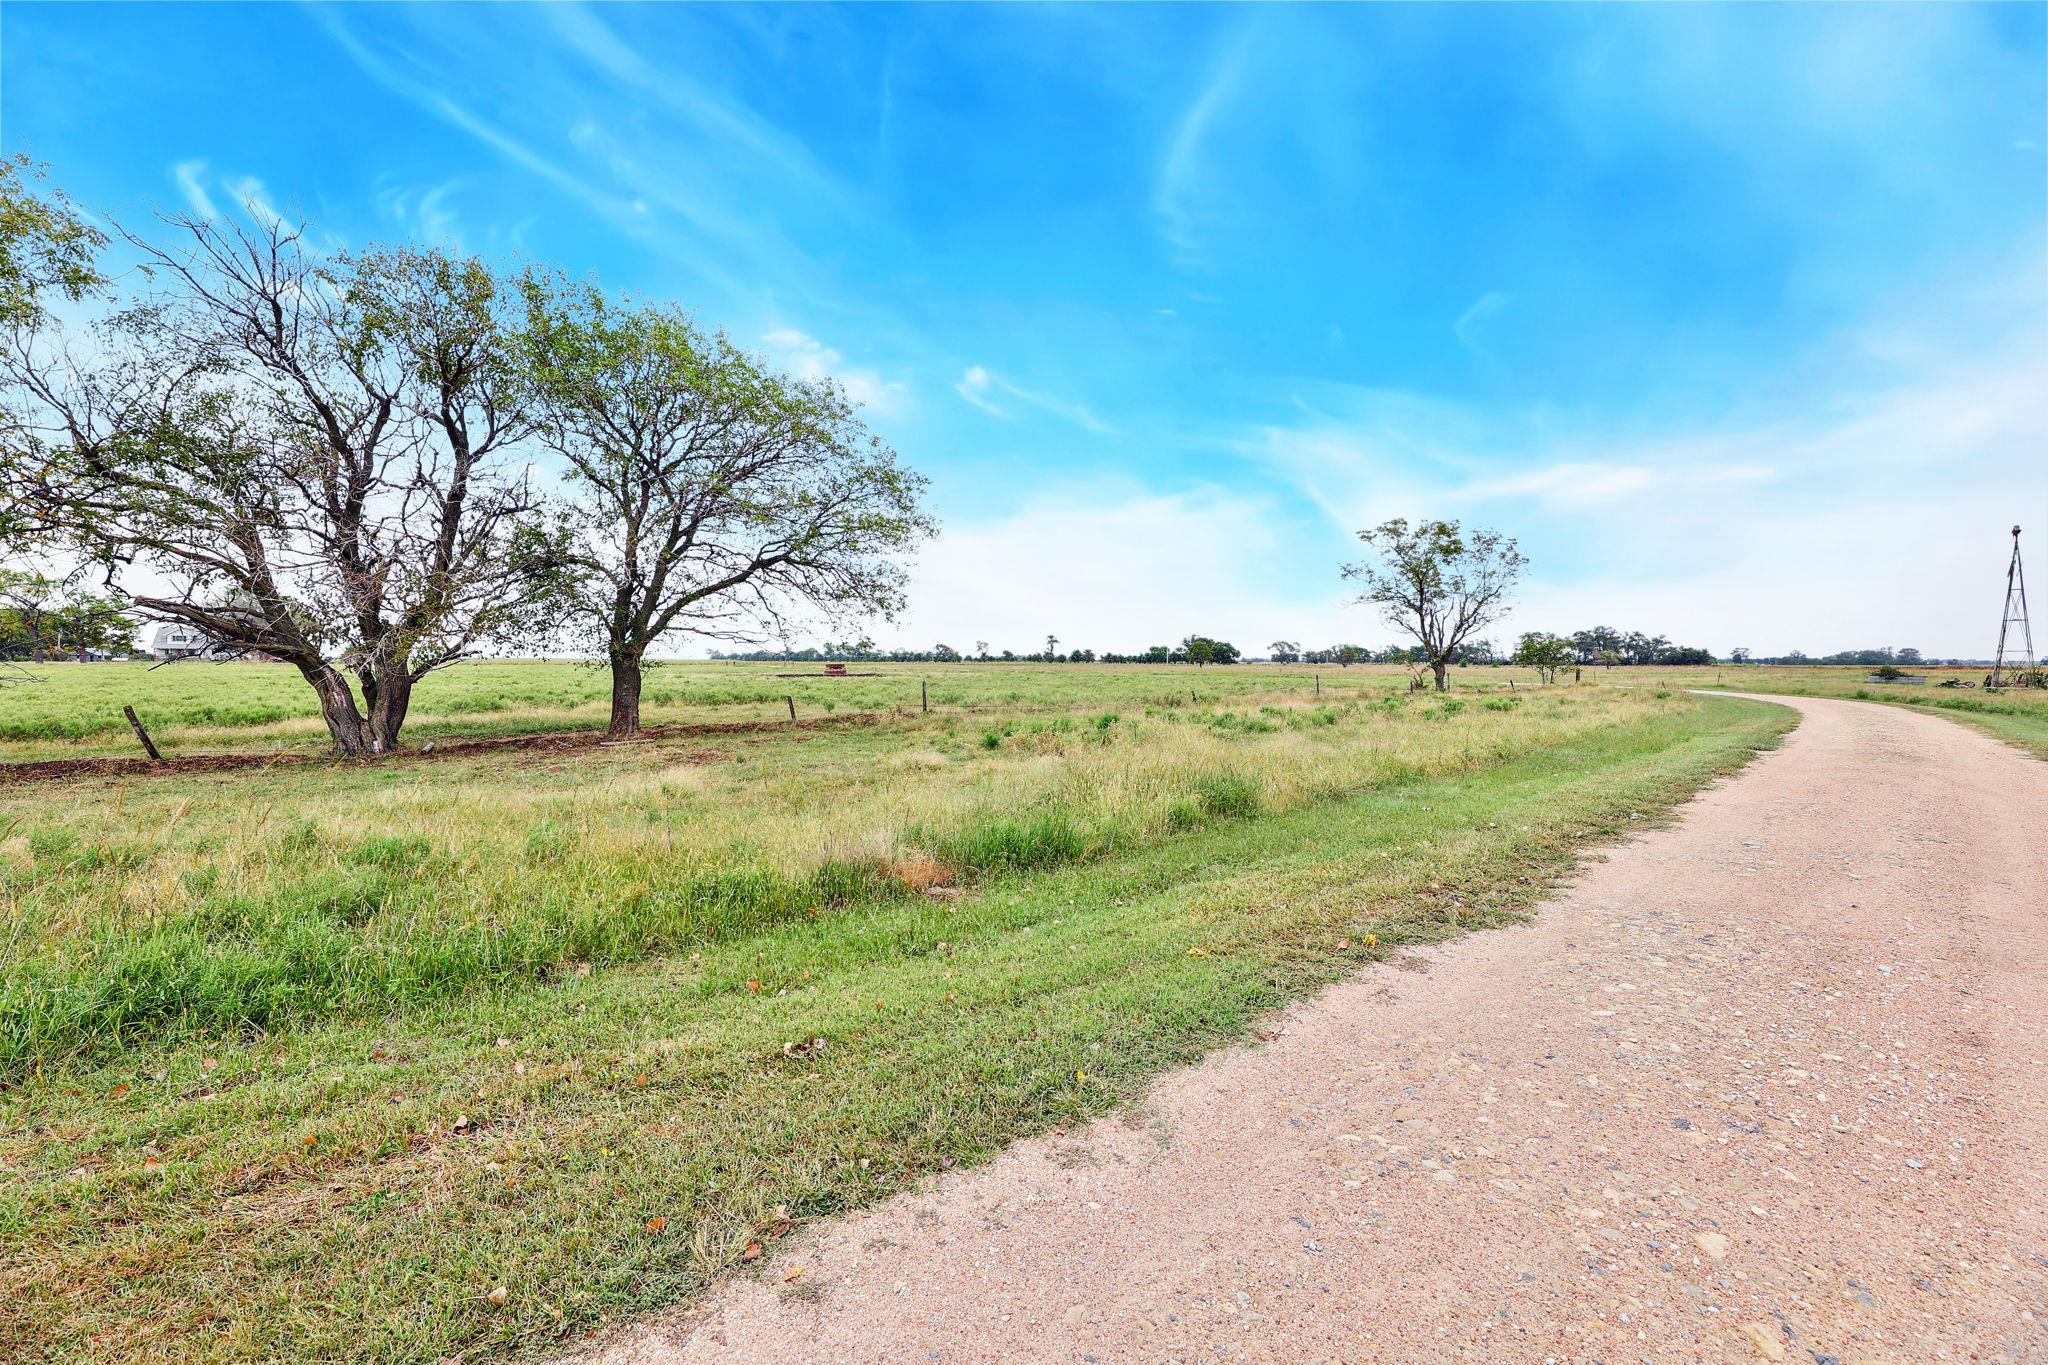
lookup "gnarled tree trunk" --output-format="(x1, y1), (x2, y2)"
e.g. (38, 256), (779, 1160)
(364, 662), (413, 754)
(608, 645), (644, 735)
(303, 661), (374, 758)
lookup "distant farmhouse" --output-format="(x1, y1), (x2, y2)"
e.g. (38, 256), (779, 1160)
(146, 623), (282, 664)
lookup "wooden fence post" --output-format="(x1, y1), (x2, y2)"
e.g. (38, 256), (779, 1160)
(921, 679), (929, 714)
(786, 695), (796, 722)
(123, 705), (163, 762)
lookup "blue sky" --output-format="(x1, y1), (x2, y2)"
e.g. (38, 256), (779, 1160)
(5, 2), (2044, 656)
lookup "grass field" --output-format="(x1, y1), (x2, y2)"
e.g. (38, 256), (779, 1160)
(0, 661), (1835, 1360)
(0, 659), (1425, 762)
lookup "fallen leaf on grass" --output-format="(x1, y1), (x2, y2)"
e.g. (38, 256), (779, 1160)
(746, 979), (762, 994)
(741, 1240), (764, 1262)
(486, 1286), (509, 1307)
(646, 1216), (668, 1234)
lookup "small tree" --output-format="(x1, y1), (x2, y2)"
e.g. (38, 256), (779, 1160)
(1512, 631), (1574, 684)
(1044, 633), (1060, 662)
(1268, 639), (1301, 664)
(523, 276), (933, 733)
(1344, 520), (1524, 692)
(974, 639), (989, 661)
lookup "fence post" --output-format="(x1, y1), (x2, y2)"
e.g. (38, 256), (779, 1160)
(921, 679), (929, 714)
(786, 695), (796, 722)
(123, 705), (163, 762)
(1315, 673), (1320, 697)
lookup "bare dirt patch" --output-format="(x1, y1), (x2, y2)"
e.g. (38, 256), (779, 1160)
(0, 712), (882, 786)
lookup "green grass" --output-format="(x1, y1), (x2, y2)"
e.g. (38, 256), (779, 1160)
(0, 659), (1432, 760)
(0, 689), (1793, 1363)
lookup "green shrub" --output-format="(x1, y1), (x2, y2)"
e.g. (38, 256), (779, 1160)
(939, 812), (1089, 872)
(1191, 771), (1262, 818)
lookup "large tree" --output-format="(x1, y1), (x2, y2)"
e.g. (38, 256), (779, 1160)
(1343, 518), (1524, 691)
(522, 276), (933, 733)
(2, 200), (565, 755)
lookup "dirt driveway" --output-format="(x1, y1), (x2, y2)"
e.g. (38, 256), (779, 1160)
(580, 694), (2048, 1363)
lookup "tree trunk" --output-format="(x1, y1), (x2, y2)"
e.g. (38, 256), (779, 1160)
(608, 645), (645, 735)
(304, 662), (374, 758)
(1431, 658), (1450, 692)
(366, 664), (413, 754)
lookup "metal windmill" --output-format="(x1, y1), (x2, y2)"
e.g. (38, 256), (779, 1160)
(1989, 525), (2035, 689)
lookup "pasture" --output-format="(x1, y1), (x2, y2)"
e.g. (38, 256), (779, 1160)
(2, 663), (1797, 1359)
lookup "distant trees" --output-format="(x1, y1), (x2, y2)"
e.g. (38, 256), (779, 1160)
(1172, 635), (1239, 665)
(1562, 626), (1712, 667)
(0, 569), (133, 660)
(1344, 518), (1524, 691)
(1746, 645), (1926, 666)
(1269, 640), (1302, 664)
(1044, 634), (1059, 662)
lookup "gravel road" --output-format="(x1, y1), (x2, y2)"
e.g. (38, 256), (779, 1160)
(579, 694), (2048, 1363)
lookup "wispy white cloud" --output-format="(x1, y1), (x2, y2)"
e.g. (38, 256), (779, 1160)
(311, 9), (645, 232)
(953, 365), (1006, 417)
(223, 175), (285, 231)
(1458, 459), (1777, 509)
(1454, 291), (1510, 358)
(1153, 40), (1250, 267)
(171, 160), (217, 220)
(763, 328), (908, 416)
(952, 365), (1111, 433)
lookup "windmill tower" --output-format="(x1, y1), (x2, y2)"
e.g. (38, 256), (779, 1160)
(1989, 525), (2035, 689)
